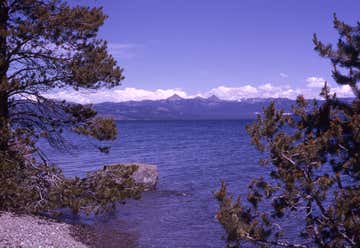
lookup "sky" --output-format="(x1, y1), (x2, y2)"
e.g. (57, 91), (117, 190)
(53, 0), (360, 103)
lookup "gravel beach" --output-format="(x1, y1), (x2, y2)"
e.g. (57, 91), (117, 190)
(0, 212), (138, 248)
(0, 212), (87, 248)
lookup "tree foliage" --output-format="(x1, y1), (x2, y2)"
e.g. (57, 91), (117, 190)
(0, 152), (142, 215)
(0, 0), (140, 214)
(216, 15), (359, 247)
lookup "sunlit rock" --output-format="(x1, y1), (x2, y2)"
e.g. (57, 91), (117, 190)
(103, 163), (158, 191)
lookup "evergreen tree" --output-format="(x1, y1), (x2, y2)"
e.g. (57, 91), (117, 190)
(216, 15), (359, 247)
(0, 0), (141, 214)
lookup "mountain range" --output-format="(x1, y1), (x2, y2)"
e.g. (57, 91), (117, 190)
(94, 94), (296, 120)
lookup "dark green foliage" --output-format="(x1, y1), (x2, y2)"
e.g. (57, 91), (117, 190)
(0, 0), (122, 152)
(216, 15), (359, 247)
(0, 1), (140, 215)
(0, 151), (142, 215)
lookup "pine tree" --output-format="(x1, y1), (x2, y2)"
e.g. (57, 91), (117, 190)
(216, 15), (359, 247)
(0, 0), (141, 214)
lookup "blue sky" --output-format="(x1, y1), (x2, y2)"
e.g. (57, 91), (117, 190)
(58, 0), (360, 103)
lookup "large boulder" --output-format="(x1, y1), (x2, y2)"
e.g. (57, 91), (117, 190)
(103, 163), (158, 191)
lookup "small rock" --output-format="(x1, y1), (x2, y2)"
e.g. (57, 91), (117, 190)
(103, 163), (158, 191)
(130, 163), (158, 191)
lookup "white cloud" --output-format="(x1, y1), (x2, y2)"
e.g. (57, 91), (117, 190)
(280, 73), (288, 78)
(202, 84), (300, 100)
(43, 81), (356, 104)
(306, 77), (326, 88)
(304, 76), (355, 98)
(331, 85), (354, 98)
(44, 84), (301, 104)
(43, 87), (190, 104)
(204, 85), (258, 100)
(259, 83), (274, 91)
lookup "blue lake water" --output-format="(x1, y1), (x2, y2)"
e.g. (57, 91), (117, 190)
(41, 120), (269, 248)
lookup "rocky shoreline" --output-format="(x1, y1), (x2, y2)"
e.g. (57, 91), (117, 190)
(0, 163), (157, 247)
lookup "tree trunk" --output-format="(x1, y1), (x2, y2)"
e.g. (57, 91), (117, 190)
(0, 90), (9, 151)
(0, 1), (9, 152)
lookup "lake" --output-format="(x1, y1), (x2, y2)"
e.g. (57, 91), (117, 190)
(41, 120), (268, 248)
